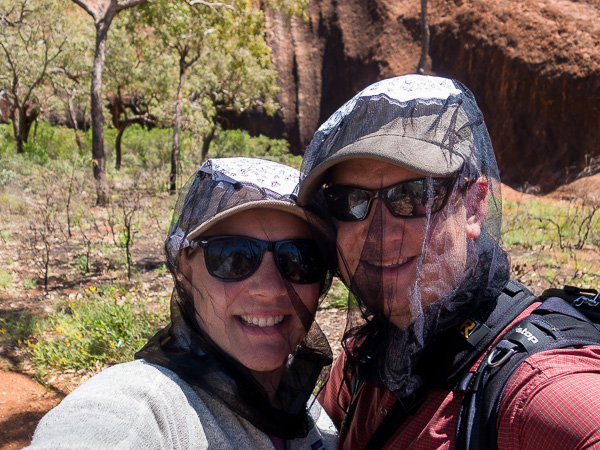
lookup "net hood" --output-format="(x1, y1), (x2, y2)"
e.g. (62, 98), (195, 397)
(299, 75), (510, 398)
(137, 157), (334, 439)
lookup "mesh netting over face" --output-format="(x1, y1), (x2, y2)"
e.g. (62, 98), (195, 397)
(136, 158), (334, 439)
(299, 75), (510, 398)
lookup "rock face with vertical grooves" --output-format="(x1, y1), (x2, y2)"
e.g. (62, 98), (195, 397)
(264, 0), (600, 192)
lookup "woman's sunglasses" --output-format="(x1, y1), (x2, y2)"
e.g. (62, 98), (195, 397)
(323, 177), (457, 222)
(193, 235), (327, 284)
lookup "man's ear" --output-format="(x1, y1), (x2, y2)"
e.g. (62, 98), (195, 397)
(465, 177), (488, 239)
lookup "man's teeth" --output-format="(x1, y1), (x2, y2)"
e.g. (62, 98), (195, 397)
(369, 256), (412, 267)
(240, 315), (285, 327)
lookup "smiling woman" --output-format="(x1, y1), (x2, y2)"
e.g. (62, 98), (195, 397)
(27, 158), (338, 449)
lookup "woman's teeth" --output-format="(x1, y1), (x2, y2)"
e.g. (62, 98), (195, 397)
(240, 315), (285, 327)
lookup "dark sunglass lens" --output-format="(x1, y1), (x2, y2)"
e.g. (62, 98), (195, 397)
(428, 179), (452, 212)
(326, 187), (371, 221)
(386, 179), (454, 217)
(205, 237), (260, 280)
(276, 241), (326, 284)
(386, 180), (426, 216)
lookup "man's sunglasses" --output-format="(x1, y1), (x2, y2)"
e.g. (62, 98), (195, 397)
(193, 235), (327, 284)
(323, 177), (456, 222)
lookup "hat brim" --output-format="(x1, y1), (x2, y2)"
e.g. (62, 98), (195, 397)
(298, 134), (469, 205)
(185, 200), (311, 243)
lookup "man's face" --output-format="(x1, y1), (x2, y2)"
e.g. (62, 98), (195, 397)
(328, 158), (485, 329)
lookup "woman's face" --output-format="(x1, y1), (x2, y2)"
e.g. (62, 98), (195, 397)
(181, 208), (321, 375)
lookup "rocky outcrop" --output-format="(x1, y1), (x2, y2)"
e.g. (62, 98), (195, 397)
(264, 0), (600, 193)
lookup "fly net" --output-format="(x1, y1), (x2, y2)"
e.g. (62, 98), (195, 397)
(136, 157), (334, 438)
(299, 75), (510, 398)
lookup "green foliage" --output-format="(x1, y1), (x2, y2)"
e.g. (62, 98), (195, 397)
(23, 278), (38, 290)
(211, 129), (301, 168)
(1, 121), (90, 163)
(30, 285), (168, 372)
(75, 254), (91, 274)
(154, 263), (168, 276)
(0, 270), (13, 291)
(0, 0), (89, 147)
(113, 125), (172, 170)
(0, 169), (17, 187)
(0, 123), (14, 154)
(502, 198), (600, 290)
(502, 199), (600, 251)
(323, 279), (349, 309)
(0, 309), (38, 345)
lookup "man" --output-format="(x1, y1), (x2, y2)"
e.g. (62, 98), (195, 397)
(299, 74), (600, 449)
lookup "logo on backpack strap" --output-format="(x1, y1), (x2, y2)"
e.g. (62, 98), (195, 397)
(457, 318), (492, 347)
(460, 319), (478, 339)
(515, 326), (539, 344)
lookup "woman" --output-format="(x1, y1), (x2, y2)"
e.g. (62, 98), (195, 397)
(29, 157), (338, 449)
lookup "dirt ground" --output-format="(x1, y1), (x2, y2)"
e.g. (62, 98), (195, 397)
(1, 176), (599, 449)
(0, 373), (63, 450)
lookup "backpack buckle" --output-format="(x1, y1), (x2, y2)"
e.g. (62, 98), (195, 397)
(573, 292), (600, 308)
(486, 347), (517, 368)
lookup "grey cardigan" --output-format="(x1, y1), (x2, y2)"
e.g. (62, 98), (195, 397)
(28, 359), (338, 449)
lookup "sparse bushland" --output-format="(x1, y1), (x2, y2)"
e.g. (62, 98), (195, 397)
(502, 198), (600, 292)
(0, 122), (298, 386)
(0, 121), (598, 388)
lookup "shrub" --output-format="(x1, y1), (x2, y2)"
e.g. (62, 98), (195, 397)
(30, 284), (168, 373)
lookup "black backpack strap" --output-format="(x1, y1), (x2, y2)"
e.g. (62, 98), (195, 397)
(419, 279), (538, 389)
(456, 295), (600, 450)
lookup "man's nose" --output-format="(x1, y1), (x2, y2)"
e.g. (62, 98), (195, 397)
(364, 199), (407, 243)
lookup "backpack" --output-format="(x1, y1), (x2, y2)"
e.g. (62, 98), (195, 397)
(352, 281), (600, 450)
(455, 284), (600, 450)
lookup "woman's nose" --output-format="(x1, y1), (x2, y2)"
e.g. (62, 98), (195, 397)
(245, 251), (288, 300)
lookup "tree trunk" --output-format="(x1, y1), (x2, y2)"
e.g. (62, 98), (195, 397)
(115, 121), (130, 171)
(91, 18), (113, 206)
(21, 105), (39, 144)
(417, 0), (430, 74)
(170, 62), (186, 194)
(13, 103), (39, 153)
(11, 107), (23, 154)
(201, 125), (217, 162)
(68, 93), (83, 152)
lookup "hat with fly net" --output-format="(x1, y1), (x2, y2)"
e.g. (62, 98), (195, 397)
(299, 75), (510, 398)
(136, 157), (334, 439)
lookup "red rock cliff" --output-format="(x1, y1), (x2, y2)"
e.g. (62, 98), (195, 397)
(264, 0), (600, 192)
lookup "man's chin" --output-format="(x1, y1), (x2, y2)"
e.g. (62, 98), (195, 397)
(387, 307), (414, 330)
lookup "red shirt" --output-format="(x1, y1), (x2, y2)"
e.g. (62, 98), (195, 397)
(319, 305), (600, 449)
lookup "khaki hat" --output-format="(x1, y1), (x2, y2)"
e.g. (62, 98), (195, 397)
(167, 158), (308, 252)
(298, 101), (478, 205)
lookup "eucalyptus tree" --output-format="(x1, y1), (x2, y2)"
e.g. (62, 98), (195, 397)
(69, 0), (148, 206)
(132, 0), (293, 193)
(191, 6), (280, 161)
(0, 0), (73, 154)
(48, 19), (94, 153)
(104, 22), (174, 170)
(130, 0), (220, 193)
